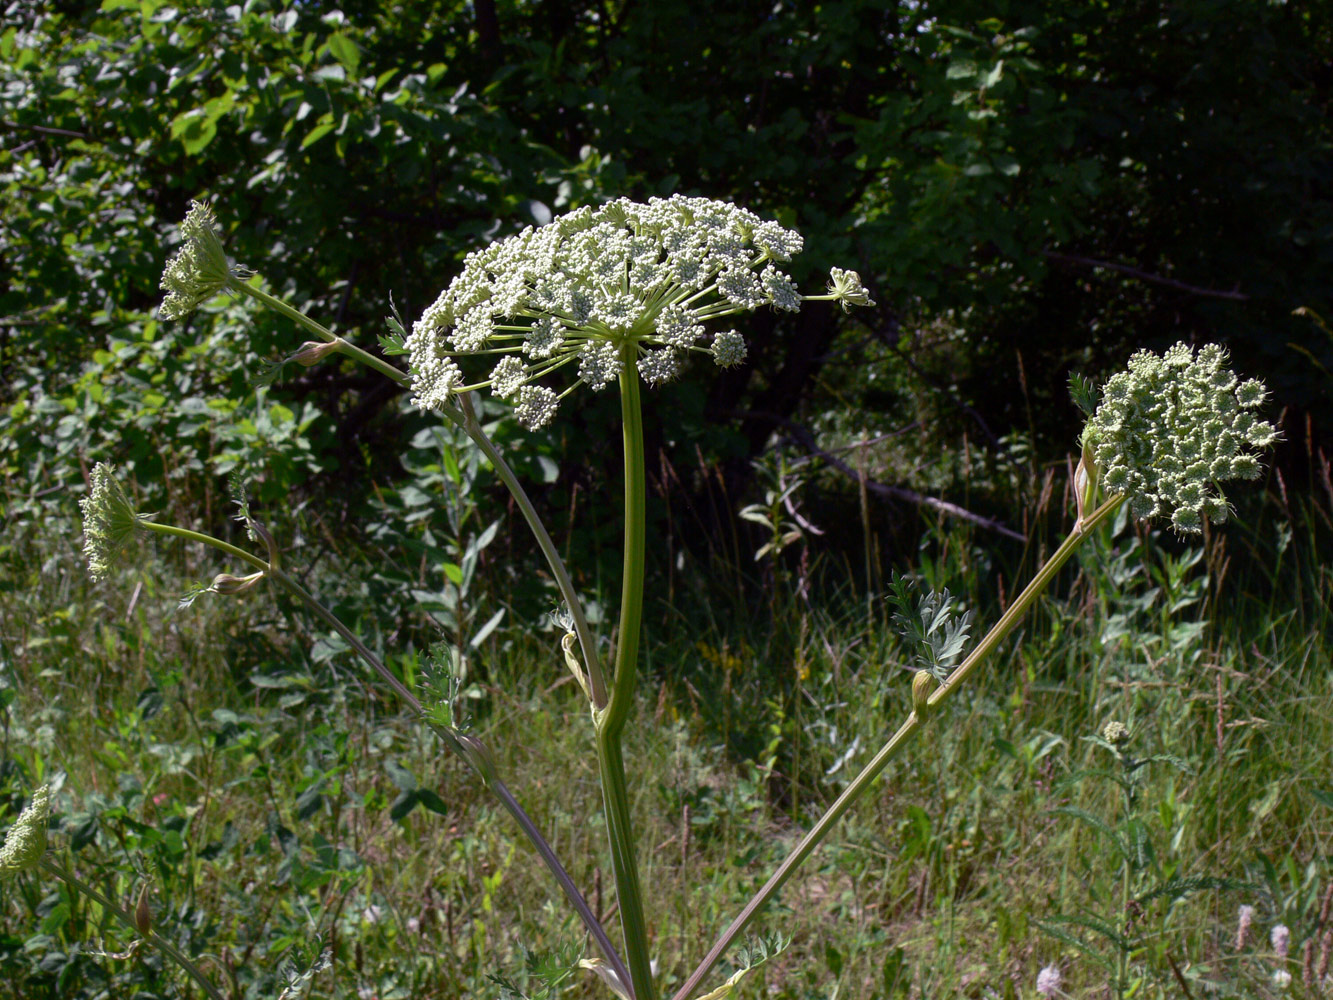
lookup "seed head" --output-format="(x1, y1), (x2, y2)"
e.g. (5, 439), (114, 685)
(80, 462), (146, 581)
(407, 196), (867, 428)
(826, 267), (875, 311)
(159, 201), (245, 321)
(1102, 721), (1130, 744)
(0, 784), (50, 877)
(1083, 343), (1276, 533)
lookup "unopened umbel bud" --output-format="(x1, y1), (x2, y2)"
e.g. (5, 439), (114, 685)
(294, 340), (339, 366)
(911, 670), (935, 719)
(134, 883), (154, 936)
(456, 733), (497, 786)
(211, 571), (264, 595)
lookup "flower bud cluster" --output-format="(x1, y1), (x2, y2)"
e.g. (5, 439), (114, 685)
(80, 462), (145, 581)
(159, 201), (244, 321)
(407, 195), (872, 428)
(0, 784), (49, 877)
(1085, 342), (1276, 533)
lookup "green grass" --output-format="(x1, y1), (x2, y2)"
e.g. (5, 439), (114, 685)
(1, 480), (1331, 1000)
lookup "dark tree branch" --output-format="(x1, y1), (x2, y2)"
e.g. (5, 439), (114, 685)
(1043, 249), (1249, 301)
(744, 410), (1027, 541)
(1, 119), (87, 138)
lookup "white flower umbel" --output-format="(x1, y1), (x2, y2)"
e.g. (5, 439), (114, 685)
(0, 784), (49, 877)
(159, 201), (248, 320)
(406, 195), (874, 428)
(1083, 342), (1277, 533)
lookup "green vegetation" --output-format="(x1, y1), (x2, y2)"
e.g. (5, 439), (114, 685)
(3, 1), (1332, 998)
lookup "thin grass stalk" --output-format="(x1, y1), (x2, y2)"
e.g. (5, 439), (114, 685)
(132, 521), (631, 989)
(670, 493), (1125, 1000)
(40, 859), (226, 1000)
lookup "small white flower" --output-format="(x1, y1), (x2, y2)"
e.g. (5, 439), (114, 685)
(1236, 903), (1255, 949)
(80, 463), (146, 582)
(638, 348), (684, 386)
(515, 385), (559, 430)
(1271, 924), (1290, 959)
(489, 356), (528, 399)
(159, 201), (245, 320)
(1084, 343), (1277, 533)
(578, 341), (624, 391)
(1272, 968), (1292, 989)
(827, 266), (874, 311)
(524, 316), (566, 359)
(1036, 963), (1062, 997)
(405, 194), (868, 428)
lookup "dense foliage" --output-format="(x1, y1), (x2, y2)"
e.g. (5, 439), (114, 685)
(3, 0), (1330, 534)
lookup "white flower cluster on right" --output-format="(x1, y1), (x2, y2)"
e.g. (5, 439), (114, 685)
(1087, 342), (1276, 533)
(406, 195), (873, 429)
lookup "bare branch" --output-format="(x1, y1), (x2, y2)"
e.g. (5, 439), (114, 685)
(1043, 250), (1249, 301)
(744, 411), (1028, 541)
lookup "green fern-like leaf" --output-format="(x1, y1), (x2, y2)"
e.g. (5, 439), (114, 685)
(1136, 875), (1257, 905)
(1032, 919), (1118, 971)
(1069, 371), (1098, 416)
(1047, 806), (1129, 861)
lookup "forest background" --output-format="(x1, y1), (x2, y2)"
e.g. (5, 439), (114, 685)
(2, 1), (1332, 998)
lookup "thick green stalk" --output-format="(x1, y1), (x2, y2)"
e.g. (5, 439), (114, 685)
(41, 859), (226, 1000)
(670, 494), (1126, 1000)
(138, 522), (629, 988)
(593, 352), (655, 1000)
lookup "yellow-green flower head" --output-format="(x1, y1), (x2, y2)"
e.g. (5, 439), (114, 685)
(159, 200), (243, 321)
(79, 462), (146, 581)
(407, 196), (868, 428)
(1087, 342), (1276, 533)
(0, 784), (50, 877)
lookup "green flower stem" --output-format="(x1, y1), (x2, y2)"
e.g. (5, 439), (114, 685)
(139, 521), (269, 573)
(670, 493), (1126, 1000)
(139, 523), (628, 987)
(40, 858), (226, 1000)
(232, 280), (409, 388)
(925, 493), (1124, 712)
(592, 352), (655, 1000)
(606, 349), (648, 736)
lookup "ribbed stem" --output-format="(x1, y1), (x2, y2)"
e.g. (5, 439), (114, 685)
(593, 351), (654, 1000)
